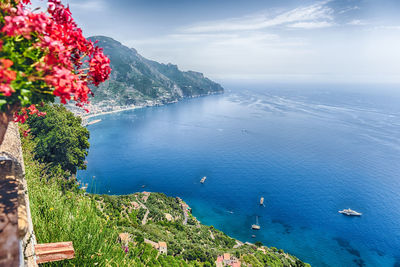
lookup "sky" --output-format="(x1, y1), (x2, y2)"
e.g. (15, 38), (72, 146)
(30, 0), (400, 83)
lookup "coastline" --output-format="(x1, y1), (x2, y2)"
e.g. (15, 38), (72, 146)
(84, 105), (139, 120)
(79, 91), (224, 125)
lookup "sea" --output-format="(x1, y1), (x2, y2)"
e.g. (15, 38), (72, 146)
(78, 82), (400, 267)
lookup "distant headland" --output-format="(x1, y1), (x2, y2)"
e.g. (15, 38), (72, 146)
(71, 35), (224, 121)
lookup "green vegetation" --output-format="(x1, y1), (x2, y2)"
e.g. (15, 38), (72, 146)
(23, 133), (197, 266)
(27, 104), (89, 174)
(88, 36), (224, 106)
(22, 108), (310, 266)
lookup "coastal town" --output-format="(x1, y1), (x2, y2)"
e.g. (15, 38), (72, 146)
(68, 99), (166, 126)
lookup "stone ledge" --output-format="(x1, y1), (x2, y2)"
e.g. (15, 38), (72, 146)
(0, 122), (37, 267)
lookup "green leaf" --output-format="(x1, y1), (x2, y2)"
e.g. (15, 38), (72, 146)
(21, 89), (31, 95)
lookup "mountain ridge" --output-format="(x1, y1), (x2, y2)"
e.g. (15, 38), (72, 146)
(88, 35), (224, 107)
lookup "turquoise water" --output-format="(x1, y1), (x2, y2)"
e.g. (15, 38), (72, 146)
(79, 83), (400, 267)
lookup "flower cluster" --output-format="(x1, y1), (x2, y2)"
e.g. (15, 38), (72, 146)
(14, 104), (46, 124)
(0, 59), (16, 96)
(0, 0), (111, 122)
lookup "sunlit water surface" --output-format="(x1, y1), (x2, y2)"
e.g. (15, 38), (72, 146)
(79, 83), (400, 267)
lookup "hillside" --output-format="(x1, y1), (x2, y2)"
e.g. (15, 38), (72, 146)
(22, 121), (310, 266)
(87, 36), (224, 107)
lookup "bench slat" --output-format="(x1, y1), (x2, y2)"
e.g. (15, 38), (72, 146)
(35, 241), (75, 264)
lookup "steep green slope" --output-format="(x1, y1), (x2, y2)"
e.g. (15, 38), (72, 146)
(23, 136), (310, 266)
(88, 36), (224, 106)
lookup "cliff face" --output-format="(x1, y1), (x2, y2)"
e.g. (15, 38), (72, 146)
(88, 36), (224, 106)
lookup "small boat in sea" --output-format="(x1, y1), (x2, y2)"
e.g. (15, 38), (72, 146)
(338, 208), (362, 216)
(200, 176), (207, 184)
(251, 235), (256, 238)
(252, 216), (261, 230)
(260, 197), (264, 205)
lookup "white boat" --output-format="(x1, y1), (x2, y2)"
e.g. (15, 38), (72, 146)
(338, 208), (362, 216)
(260, 197), (264, 205)
(200, 176), (207, 184)
(251, 216), (261, 230)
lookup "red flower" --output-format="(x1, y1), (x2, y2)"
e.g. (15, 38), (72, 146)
(0, 59), (16, 96)
(1, 0), (110, 123)
(14, 108), (28, 124)
(27, 104), (38, 115)
(1, 59), (13, 69)
(23, 129), (31, 137)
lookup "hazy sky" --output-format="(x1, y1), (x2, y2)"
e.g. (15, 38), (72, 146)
(30, 0), (400, 83)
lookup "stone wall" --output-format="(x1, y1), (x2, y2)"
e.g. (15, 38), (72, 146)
(0, 122), (37, 267)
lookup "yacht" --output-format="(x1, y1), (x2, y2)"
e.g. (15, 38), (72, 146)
(251, 216), (261, 230)
(338, 208), (362, 216)
(200, 176), (207, 184)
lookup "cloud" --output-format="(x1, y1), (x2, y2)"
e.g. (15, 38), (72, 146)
(347, 19), (367, 26)
(288, 21), (334, 29)
(338, 6), (360, 14)
(181, 1), (334, 33)
(69, 0), (106, 11)
(30, 0), (106, 12)
(373, 25), (400, 30)
(129, 32), (295, 49)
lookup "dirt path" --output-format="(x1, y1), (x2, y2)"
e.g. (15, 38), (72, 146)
(135, 195), (150, 225)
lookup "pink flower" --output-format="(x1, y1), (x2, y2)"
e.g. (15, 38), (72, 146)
(0, 84), (15, 97)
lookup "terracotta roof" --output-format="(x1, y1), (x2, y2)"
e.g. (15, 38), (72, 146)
(158, 242), (167, 248)
(118, 233), (131, 243)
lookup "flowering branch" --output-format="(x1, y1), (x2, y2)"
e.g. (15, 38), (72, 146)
(0, 0), (111, 144)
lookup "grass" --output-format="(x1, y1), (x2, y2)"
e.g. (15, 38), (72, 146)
(23, 136), (130, 266)
(22, 134), (198, 266)
(22, 132), (310, 267)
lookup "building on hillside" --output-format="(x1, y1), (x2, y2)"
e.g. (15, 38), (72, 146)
(117, 233), (131, 246)
(141, 191), (151, 202)
(216, 255), (224, 267)
(130, 201), (140, 210)
(158, 242), (167, 255)
(144, 239), (167, 255)
(215, 253), (241, 267)
(165, 213), (173, 221)
(176, 197), (192, 213)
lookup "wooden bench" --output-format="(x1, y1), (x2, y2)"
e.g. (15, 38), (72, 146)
(35, 242), (75, 264)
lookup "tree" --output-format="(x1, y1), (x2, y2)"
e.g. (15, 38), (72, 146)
(0, 0), (111, 144)
(27, 104), (89, 174)
(255, 241), (263, 247)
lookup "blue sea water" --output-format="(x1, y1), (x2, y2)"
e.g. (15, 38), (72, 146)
(78, 83), (400, 267)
